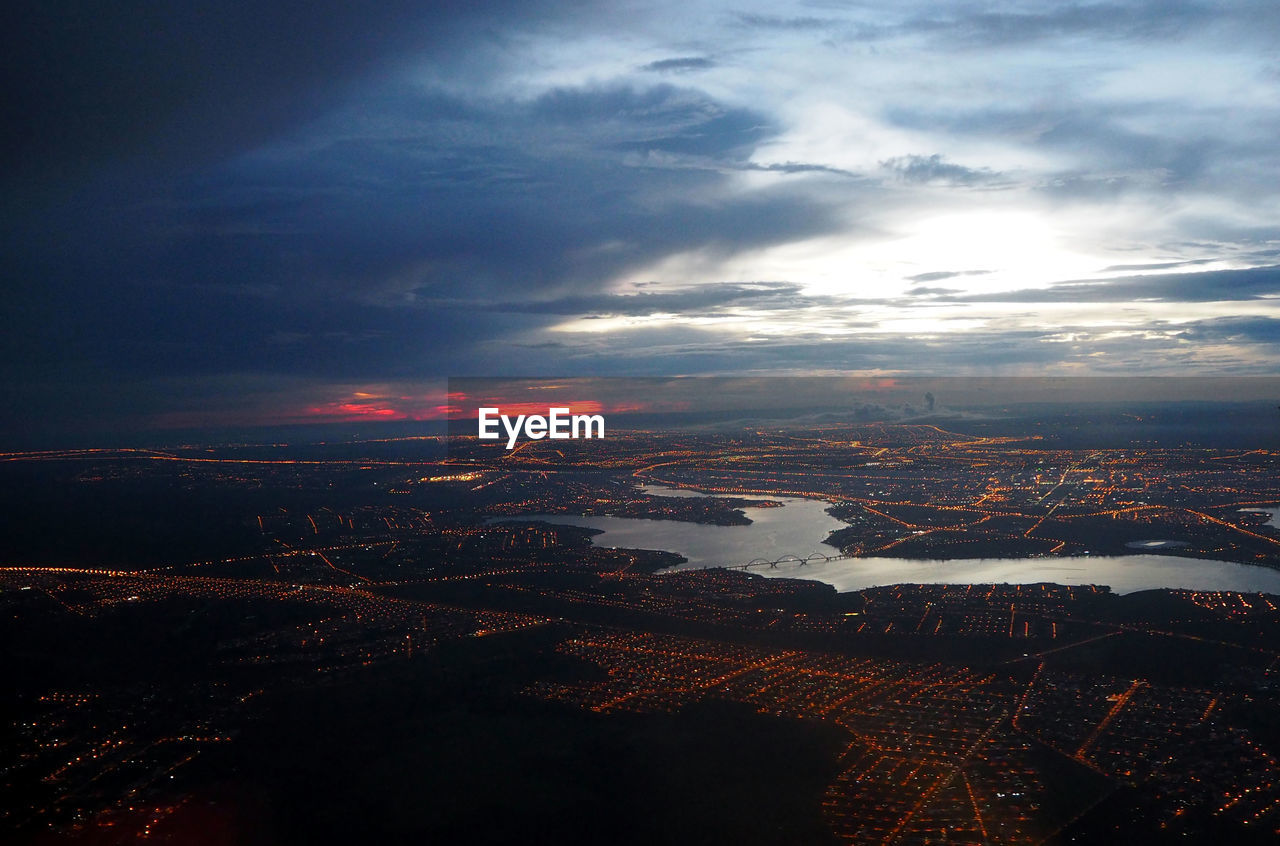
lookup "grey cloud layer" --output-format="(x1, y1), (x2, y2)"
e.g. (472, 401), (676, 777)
(4, 0), (1280, 440)
(951, 266), (1280, 303)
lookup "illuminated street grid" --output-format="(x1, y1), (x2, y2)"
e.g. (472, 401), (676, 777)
(528, 627), (1280, 844)
(4, 564), (1279, 842)
(3, 425), (1280, 843)
(1017, 670), (1280, 826)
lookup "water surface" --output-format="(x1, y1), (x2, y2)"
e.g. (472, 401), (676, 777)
(502, 485), (1280, 595)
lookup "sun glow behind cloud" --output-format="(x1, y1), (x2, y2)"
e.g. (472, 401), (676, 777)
(8, 0), (1280, 440)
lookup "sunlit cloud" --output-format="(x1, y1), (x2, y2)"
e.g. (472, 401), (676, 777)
(7, 1), (1280, 440)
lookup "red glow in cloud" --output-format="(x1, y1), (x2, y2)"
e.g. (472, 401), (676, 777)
(303, 399), (464, 422)
(306, 402), (405, 420)
(298, 387), (458, 423)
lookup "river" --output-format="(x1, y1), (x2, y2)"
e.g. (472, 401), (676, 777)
(500, 485), (1280, 595)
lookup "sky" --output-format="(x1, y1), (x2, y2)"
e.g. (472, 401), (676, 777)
(4, 1), (1280, 442)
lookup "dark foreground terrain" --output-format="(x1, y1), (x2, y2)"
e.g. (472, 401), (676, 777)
(3, 414), (1280, 843)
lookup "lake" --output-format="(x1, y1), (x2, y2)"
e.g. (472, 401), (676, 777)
(501, 485), (1280, 595)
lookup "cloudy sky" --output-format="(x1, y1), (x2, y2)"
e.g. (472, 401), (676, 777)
(4, 1), (1280, 441)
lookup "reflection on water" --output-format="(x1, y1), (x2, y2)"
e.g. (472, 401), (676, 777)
(768, 552), (1280, 596)
(512, 488), (841, 568)
(1124, 539), (1188, 550)
(502, 485), (1280, 596)
(636, 484), (732, 500)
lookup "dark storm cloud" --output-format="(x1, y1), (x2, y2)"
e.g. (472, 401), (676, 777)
(533, 83), (773, 158)
(950, 265), (1280, 303)
(169, 81), (840, 304)
(0, 72), (847, 442)
(0, 0), (575, 196)
(640, 56), (717, 72)
(0, 270), (551, 383)
(6, 0), (1280, 444)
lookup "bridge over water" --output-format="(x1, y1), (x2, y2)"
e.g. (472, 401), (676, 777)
(723, 552), (852, 570)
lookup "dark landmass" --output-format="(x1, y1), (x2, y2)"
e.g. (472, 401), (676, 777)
(4, 409), (1280, 843)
